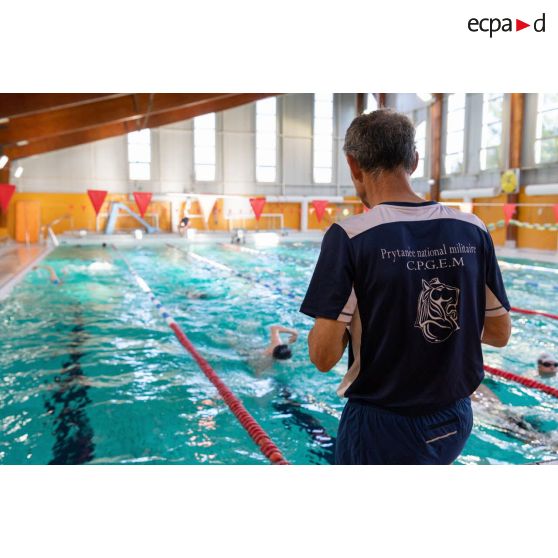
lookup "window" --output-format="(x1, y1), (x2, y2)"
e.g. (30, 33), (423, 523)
(256, 97), (277, 182)
(480, 93), (504, 170)
(313, 93), (334, 183)
(128, 129), (151, 180)
(364, 94), (378, 113)
(414, 120), (427, 178)
(444, 93), (466, 175)
(412, 116), (428, 178)
(535, 94), (558, 164)
(194, 113), (216, 181)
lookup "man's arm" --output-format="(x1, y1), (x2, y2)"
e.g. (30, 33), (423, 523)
(308, 317), (349, 372)
(481, 313), (512, 347)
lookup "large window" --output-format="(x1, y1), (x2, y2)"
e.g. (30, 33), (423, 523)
(255, 97), (277, 182)
(364, 93), (378, 114)
(535, 94), (558, 164)
(413, 116), (428, 178)
(480, 93), (504, 170)
(128, 129), (151, 180)
(313, 93), (334, 183)
(444, 93), (466, 175)
(194, 113), (216, 181)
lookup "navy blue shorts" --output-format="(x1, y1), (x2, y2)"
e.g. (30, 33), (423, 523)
(335, 397), (473, 465)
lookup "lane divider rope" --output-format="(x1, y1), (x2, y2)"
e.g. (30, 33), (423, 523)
(112, 245), (290, 465)
(168, 244), (303, 301)
(483, 364), (558, 399)
(510, 307), (558, 321)
(220, 242), (315, 267)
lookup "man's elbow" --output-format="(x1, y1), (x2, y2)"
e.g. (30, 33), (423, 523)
(492, 327), (512, 347)
(487, 317), (512, 347)
(309, 347), (336, 372)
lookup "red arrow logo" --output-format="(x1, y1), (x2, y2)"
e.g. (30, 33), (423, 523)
(516, 19), (530, 31)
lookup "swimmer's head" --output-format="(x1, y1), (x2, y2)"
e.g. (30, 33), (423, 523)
(272, 344), (292, 360)
(537, 352), (557, 377)
(102, 243), (107, 248)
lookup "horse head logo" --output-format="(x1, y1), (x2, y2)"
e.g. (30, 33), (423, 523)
(415, 277), (460, 343)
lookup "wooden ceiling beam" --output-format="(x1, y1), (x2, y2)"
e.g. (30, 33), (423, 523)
(0, 94), (125, 119)
(0, 93), (236, 145)
(4, 93), (277, 160)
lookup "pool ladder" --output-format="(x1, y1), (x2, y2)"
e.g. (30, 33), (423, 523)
(40, 214), (74, 247)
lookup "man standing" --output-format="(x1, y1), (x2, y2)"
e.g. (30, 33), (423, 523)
(300, 109), (511, 465)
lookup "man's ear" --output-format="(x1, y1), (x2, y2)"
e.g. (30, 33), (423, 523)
(411, 150), (419, 174)
(346, 154), (363, 183)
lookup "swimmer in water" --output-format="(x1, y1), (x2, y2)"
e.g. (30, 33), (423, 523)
(34, 264), (62, 285)
(184, 290), (210, 300)
(262, 325), (298, 360)
(179, 216), (190, 237)
(472, 382), (558, 451)
(536, 352), (557, 378)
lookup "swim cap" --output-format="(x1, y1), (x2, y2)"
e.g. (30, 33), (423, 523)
(272, 344), (292, 360)
(537, 352), (557, 365)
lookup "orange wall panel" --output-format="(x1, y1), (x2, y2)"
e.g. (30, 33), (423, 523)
(15, 201), (40, 243)
(517, 190), (558, 251)
(472, 193), (507, 246)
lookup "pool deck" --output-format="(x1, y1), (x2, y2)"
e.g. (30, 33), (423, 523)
(0, 243), (54, 300)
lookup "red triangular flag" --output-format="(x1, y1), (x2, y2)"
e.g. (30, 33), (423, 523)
(503, 203), (517, 225)
(0, 184), (16, 212)
(516, 19), (530, 32)
(553, 204), (558, 223)
(87, 189), (108, 216)
(133, 192), (152, 218)
(312, 200), (329, 223)
(249, 197), (266, 221)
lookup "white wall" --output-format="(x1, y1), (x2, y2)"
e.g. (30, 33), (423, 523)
(13, 94), (360, 197)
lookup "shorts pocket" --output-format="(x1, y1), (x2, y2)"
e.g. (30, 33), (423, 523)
(424, 418), (459, 445)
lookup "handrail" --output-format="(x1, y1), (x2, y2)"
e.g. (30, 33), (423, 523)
(40, 214), (74, 244)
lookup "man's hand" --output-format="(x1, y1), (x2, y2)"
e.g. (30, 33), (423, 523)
(308, 317), (349, 372)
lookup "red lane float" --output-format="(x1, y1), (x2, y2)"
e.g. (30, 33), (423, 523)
(114, 245), (289, 465)
(510, 306), (558, 321)
(484, 364), (558, 399)
(168, 323), (289, 464)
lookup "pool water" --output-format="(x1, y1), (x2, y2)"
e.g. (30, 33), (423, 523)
(0, 242), (556, 465)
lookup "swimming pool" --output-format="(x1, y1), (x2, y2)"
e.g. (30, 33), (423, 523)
(0, 241), (556, 464)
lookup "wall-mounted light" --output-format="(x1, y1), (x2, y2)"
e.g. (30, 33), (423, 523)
(16, 140), (29, 147)
(0, 155), (8, 169)
(14, 166), (24, 178)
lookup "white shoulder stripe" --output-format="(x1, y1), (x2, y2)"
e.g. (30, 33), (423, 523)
(338, 204), (487, 239)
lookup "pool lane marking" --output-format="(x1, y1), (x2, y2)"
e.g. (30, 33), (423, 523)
(111, 245), (290, 465)
(46, 308), (95, 465)
(167, 244), (303, 301)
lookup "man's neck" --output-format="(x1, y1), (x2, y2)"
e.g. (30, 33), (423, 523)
(364, 169), (425, 207)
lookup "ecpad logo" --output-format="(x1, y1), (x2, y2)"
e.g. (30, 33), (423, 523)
(468, 13), (546, 37)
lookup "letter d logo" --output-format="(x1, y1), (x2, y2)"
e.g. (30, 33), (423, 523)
(534, 13), (546, 32)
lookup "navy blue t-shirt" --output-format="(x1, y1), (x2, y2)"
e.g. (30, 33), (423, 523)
(300, 201), (510, 415)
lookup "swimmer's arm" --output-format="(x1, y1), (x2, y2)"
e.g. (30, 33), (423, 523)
(308, 317), (349, 372)
(481, 313), (512, 348)
(270, 325), (298, 344)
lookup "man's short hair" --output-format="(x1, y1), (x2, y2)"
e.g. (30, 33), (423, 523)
(343, 109), (417, 175)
